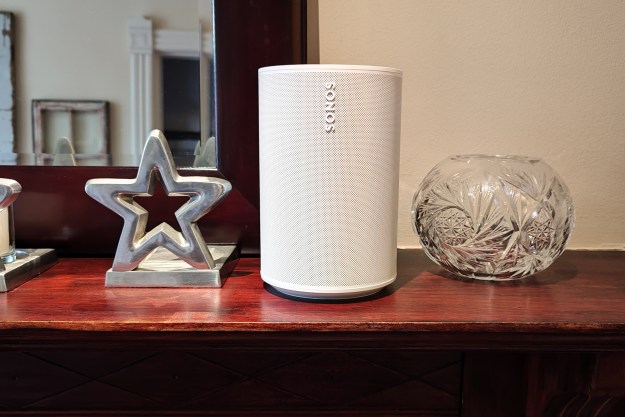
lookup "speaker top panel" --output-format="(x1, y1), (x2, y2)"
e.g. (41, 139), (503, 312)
(258, 64), (402, 77)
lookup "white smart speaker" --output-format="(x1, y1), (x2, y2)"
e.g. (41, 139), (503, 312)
(258, 64), (402, 299)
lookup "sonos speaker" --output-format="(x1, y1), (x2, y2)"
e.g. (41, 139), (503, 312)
(258, 64), (402, 299)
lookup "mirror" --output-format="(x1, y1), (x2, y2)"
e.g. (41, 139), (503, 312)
(1, 0), (216, 167)
(1, 0), (307, 256)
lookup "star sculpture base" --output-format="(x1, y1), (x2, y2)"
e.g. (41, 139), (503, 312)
(0, 249), (57, 292)
(105, 245), (238, 288)
(86, 130), (238, 288)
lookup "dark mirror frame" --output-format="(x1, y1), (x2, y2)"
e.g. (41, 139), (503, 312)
(0, 0), (307, 256)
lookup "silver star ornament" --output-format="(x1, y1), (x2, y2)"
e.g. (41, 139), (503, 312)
(85, 130), (231, 272)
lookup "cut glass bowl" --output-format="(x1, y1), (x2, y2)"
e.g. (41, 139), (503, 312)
(411, 155), (575, 280)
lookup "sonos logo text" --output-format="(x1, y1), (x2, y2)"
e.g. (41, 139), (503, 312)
(324, 82), (336, 133)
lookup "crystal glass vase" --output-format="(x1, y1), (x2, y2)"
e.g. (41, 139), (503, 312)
(412, 155), (575, 280)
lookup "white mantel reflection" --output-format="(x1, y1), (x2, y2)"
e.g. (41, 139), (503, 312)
(0, 0), (216, 168)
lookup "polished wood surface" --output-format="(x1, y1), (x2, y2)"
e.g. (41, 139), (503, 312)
(214, 0), (306, 209)
(1, 249), (624, 416)
(8, 166), (259, 257)
(1, 250), (624, 349)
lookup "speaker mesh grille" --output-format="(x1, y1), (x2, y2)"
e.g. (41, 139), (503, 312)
(259, 69), (402, 290)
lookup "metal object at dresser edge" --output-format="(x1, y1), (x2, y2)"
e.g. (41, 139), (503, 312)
(104, 244), (238, 287)
(0, 248), (57, 292)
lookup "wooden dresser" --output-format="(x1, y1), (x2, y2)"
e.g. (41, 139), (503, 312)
(1, 250), (624, 416)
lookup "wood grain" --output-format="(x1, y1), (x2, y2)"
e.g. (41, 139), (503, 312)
(462, 352), (625, 417)
(8, 166), (259, 257)
(0, 250), (624, 350)
(214, 0), (306, 208)
(0, 249), (624, 416)
(0, 349), (462, 416)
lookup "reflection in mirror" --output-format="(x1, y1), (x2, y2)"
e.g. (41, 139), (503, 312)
(52, 137), (77, 166)
(32, 99), (109, 165)
(0, 0), (215, 167)
(0, 12), (15, 164)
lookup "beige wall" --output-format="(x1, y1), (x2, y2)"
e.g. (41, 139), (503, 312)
(3, 0), (203, 159)
(318, 0), (625, 250)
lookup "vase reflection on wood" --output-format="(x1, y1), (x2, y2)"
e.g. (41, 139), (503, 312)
(412, 155), (575, 280)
